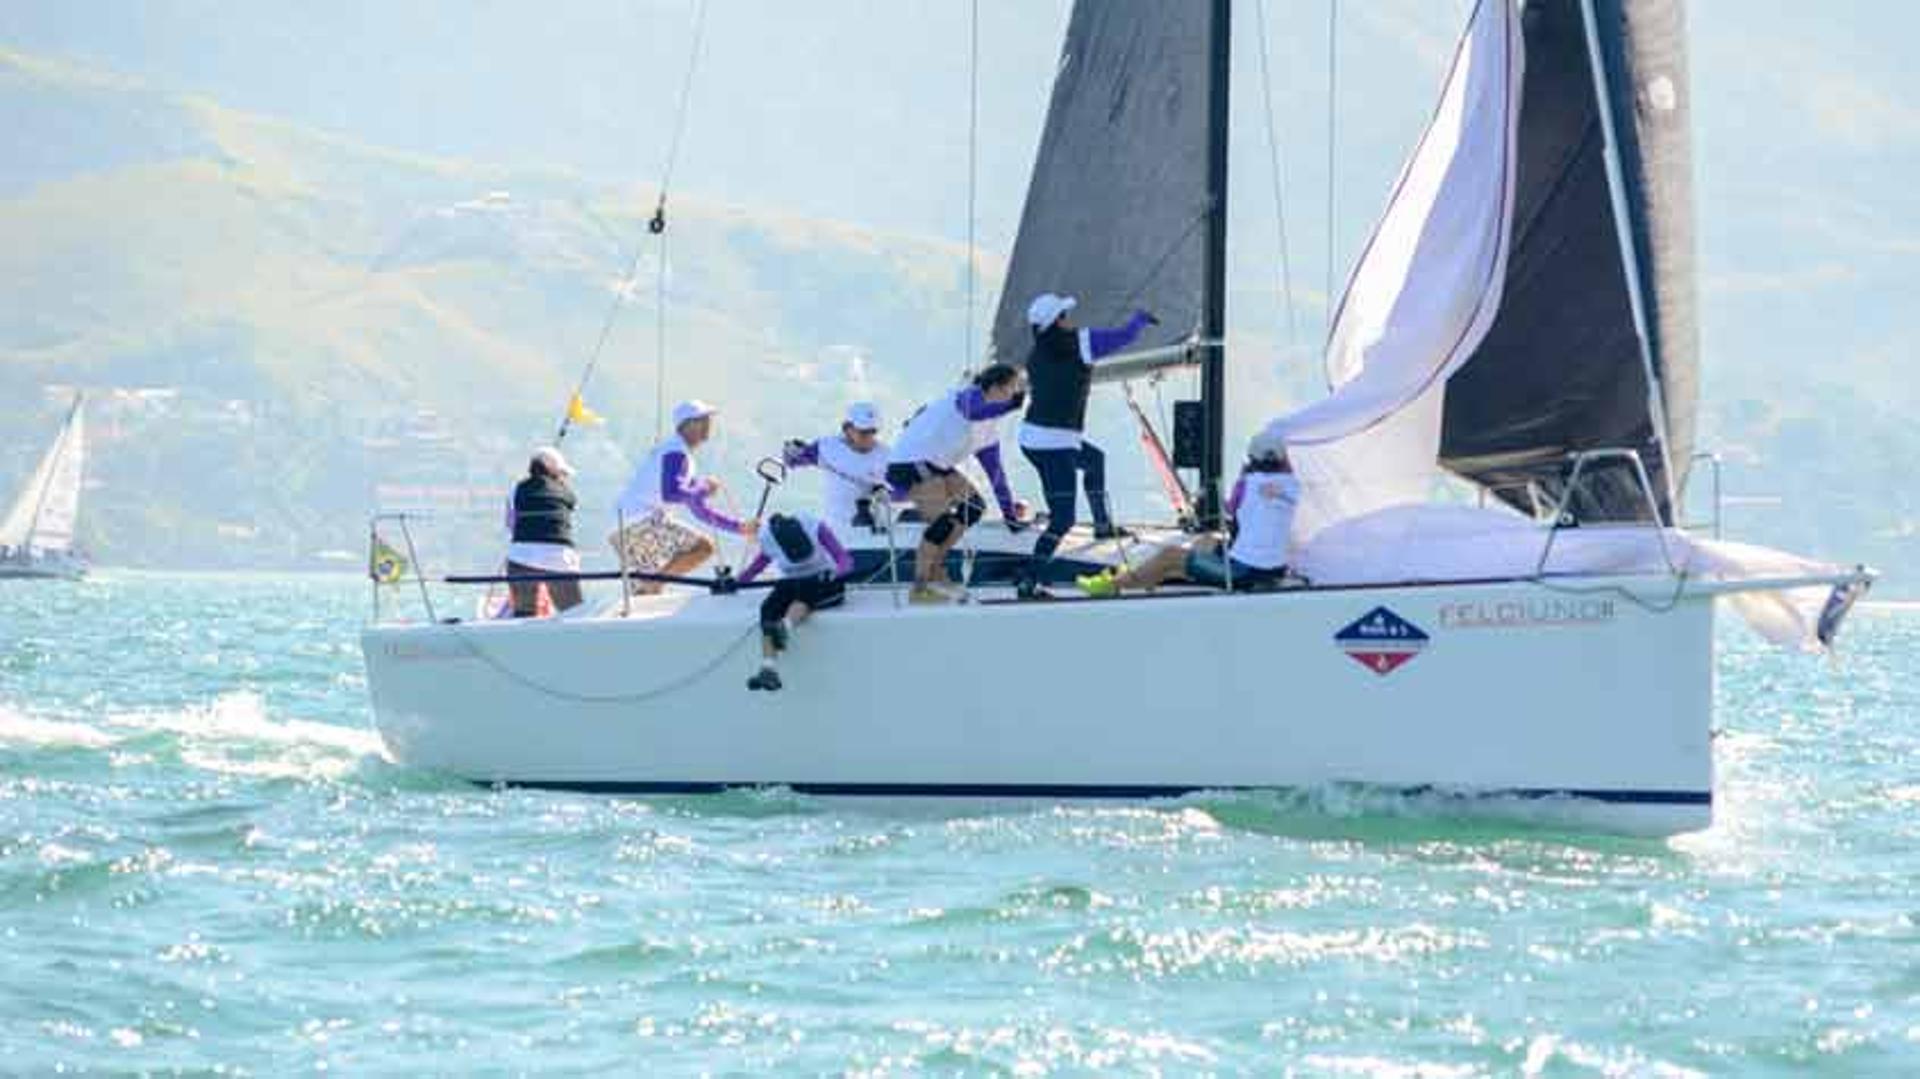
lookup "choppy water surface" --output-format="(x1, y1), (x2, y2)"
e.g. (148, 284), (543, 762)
(2, 573), (1916, 1075)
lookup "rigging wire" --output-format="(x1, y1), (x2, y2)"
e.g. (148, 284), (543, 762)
(1253, 0), (1298, 352)
(1324, 0), (1340, 344)
(652, 0), (710, 437)
(553, 0), (707, 445)
(964, 0), (980, 376)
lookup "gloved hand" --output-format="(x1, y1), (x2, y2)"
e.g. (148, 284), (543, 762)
(1137, 309), (1160, 327)
(782, 439), (810, 465)
(712, 570), (739, 595)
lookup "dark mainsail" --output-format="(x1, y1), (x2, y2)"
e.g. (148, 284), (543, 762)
(989, 2), (1216, 371)
(1438, 0), (1697, 523)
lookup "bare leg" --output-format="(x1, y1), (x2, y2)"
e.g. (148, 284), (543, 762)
(1114, 538), (1218, 592)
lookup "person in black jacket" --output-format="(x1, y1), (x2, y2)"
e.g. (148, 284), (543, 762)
(1016, 292), (1155, 599)
(506, 446), (583, 617)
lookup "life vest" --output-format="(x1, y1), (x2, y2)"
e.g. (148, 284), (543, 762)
(1022, 324), (1093, 433)
(759, 513), (835, 578)
(510, 475), (576, 546)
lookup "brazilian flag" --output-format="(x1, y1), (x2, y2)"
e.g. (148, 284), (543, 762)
(369, 534), (409, 584)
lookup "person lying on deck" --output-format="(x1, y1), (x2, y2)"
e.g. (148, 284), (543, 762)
(738, 512), (854, 693)
(1077, 429), (1299, 597)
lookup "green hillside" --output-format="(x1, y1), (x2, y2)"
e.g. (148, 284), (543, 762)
(0, 43), (1912, 588)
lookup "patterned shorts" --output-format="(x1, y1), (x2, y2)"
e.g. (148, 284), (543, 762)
(609, 517), (706, 574)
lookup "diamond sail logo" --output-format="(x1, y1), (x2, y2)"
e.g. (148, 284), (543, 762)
(1335, 606), (1430, 676)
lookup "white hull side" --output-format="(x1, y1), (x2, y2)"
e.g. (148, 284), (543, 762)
(362, 577), (1716, 835)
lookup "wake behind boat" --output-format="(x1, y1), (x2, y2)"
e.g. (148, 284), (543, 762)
(1, 393), (88, 581)
(359, 0), (1872, 837)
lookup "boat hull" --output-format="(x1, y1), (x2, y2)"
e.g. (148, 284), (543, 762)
(361, 578), (1716, 836)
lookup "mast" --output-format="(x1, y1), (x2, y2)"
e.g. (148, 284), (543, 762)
(1197, 0), (1231, 528)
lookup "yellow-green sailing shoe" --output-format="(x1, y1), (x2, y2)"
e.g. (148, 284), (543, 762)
(1075, 570), (1120, 599)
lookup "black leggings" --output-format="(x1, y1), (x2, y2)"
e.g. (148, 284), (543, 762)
(760, 576), (846, 629)
(1022, 440), (1114, 564)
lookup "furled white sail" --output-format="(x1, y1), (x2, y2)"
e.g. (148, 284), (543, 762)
(1268, 0), (1522, 547)
(0, 396), (85, 553)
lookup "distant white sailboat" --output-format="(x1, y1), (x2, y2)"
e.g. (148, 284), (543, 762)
(1, 393), (89, 581)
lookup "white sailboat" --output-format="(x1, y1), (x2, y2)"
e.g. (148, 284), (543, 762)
(0, 393), (88, 581)
(361, 0), (1871, 837)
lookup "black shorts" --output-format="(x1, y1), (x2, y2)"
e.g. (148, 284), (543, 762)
(761, 575), (846, 624)
(885, 461), (952, 492)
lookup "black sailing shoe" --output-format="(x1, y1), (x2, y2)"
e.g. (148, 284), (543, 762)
(1092, 524), (1134, 541)
(746, 667), (783, 692)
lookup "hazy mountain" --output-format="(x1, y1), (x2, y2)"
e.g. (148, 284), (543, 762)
(2, 2), (1916, 587)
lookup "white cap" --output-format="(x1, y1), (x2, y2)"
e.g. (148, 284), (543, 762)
(1026, 292), (1078, 329)
(531, 445), (574, 476)
(1247, 421), (1290, 461)
(844, 401), (881, 431)
(671, 399), (717, 428)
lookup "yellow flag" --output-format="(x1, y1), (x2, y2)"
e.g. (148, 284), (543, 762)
(369, 534), (409, 584)
(567, 392), (604, 426)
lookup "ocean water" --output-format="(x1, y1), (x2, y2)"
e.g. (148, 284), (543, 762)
(1, 573), (1916, 1076)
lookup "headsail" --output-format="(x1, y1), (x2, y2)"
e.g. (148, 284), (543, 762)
(0, 394), (86, 553)
(1439, 0), (1697, 522)
(989, 1), (1215, 370)
(1277, 0), (1524, 543)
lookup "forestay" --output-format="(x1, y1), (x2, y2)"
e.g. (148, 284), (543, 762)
(989, 0), (1214, 370)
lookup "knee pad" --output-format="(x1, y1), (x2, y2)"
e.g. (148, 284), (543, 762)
(924, 512), (959, 545)
(955, 494), (987, 527)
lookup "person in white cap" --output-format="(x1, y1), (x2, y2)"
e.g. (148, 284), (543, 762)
(780, 401), (891, 536)
(610, 399), (757, 593)
(505, 445), (584, 616)
(1076, 428), (1297, 597)
(1016, 292), (1157, 599)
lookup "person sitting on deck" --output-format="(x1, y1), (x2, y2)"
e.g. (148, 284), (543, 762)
(781, 402), (891, 534)
(505, 446), (585, 617)
(1077, 428), (1299, 597)
(738, 512), (854, 692)
(611, 399), (758, 594)
(1017, 292), (1157, 599)
(884, 364), (1028, 604)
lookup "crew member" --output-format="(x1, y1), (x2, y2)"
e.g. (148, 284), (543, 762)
(611, 399), (757, 593)
(738, 512), (853, 692)
(1078, 428), (1298, 596)
(1017, 292), (1156, 598)
(885, 364), (1026, 603)
(505, 446), (584, 616)
(782, 402), (890, 534)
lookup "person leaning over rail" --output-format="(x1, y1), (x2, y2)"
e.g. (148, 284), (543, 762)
(504, 446), (585, 617)
(1016, 292), (1156, 600)
(610, 399), (758, 595)
(1077, 427), (1299, 597)
(782, 401), (890, 534)
(731, 512), (854, 693)
(885, 364), (1028, 604)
